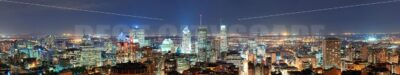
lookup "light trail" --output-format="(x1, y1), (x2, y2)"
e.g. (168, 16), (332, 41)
(0, 0), (163, 21)
(238, 0), (400, 21)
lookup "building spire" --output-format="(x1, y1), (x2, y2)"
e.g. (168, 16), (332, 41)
(199, 14), (203, 26)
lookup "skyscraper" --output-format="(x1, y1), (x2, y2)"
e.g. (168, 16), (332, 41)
(322, 37), (341, 69)
(197, 26), (208, 62)
(181, 26), (192, 54)
(211, 38), (221, 63)
(82, 34), (93, 46)
(129, 26), (146, 47)
(137, 29), (145, 46)
(44, 35), (55, 49)
(360, 44), (369, 61)
(220, 25), (228, 52)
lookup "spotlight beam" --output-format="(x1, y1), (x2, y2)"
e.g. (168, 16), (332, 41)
(0, 0), (163, 21)
(238, 0), (400, 21)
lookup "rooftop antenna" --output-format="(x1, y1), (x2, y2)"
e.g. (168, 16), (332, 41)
(199, 14), (203, 26)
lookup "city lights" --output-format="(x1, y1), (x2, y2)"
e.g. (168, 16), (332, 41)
(0, 0), (399, 75)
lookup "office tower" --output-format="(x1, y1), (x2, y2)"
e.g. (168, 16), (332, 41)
(197, 26), (207, 49)
(375, 48), (388, 63)
(197, 26), (209, 62)
(248, 40), (257, 62)
(103, 40), (116, 66)
(181, 26), (192, 54)
(256, 45), (266, 63)
(344, 45), (354, 61)
(129, 26), (136, 43)
(79, 48), (102, 67)
(137, 29), (146, 46)
(117, 32), (128, 42)
(129, 26), (146, 47)
(44, 35), (55, 49)
(143, 46), (153, 58)
(104, 40), (114, 52)
(322, 37), (341, 69)
(360, 44), (369, 61)
(220, 25), (228, 52)
(315, 50), (323, 67)
(211, 38), (221, 63)
(82, 34), (93, 45)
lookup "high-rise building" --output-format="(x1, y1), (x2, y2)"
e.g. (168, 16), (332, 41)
(220, 25), (228, 52)
(315, 50), (323, 67)
(79, 47), (102, 67)
(82, 34), (93, 46)
(44, 35), (55, 49)
(360, 44), (369, 61)
(103, 40), (116, 66)
(181, 26), (192, 54)
(322, 37), (341, 69)
(211, 38), (221, 63)
(197, 26), (208, 50)
(375, 48), (388, 63)
(256, 45), (266, 63)
(197, 26), (210, 62)
(130, 26), (146, 47)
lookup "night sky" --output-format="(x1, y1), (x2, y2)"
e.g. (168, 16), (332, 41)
(0, 0), (399, 34)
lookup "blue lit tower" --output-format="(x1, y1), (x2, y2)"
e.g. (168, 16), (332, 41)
(181, 26), (192, 54)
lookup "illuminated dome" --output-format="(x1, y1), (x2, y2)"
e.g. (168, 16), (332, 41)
(160, 39), (174, 53)
(162, 39), (173, 45)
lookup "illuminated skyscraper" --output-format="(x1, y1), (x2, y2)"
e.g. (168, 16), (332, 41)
(79, 47), (102, 67)
(137, 29), (146, 46)
(375, 48), (388, 63)
(256, 45), (266, 63)
(197, 26), (207, 49)
(220, 25), (228, 52)
(129, 27), (136, 43)
(197, 26), (208, 62)
(130, 26), (146, 47)
(103, 40), (116, 65)
(44, 35), (55, 48)
(211, 38), (220, 63)
(181, 26), (192, 54)
(322, 38), (341, 69)
(82, 34), (93, 46)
